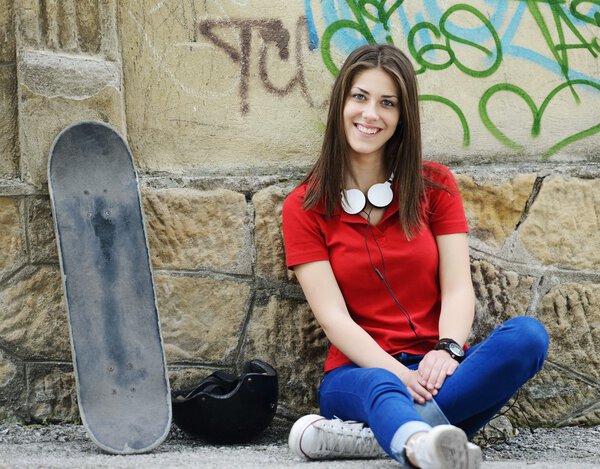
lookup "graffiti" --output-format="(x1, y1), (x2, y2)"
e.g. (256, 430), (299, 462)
(306, 0), (600, 158)
(320, 2), (503, 77)
(319, 1), (398, 73)
(408, 4), (502, 78)
(571, 0), (600, 26)
(134, 0), (599, 158)
(526, 0), (599, 90)
(480, 80), (600, 158)
(421, 94), (470, 146)
(198, 17), (314, 114)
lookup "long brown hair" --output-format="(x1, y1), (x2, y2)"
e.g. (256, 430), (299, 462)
(302, 44), (432, 239)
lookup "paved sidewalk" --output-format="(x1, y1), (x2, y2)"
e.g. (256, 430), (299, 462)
(0, 420), (598, 468)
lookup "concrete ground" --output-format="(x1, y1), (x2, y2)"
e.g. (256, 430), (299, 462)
(0, 419), (598, 468)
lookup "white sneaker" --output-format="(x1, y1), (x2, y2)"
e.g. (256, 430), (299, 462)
(288, 414), (386, 460)
(467, 442), (482, 469)
(407, 424), (473, 469)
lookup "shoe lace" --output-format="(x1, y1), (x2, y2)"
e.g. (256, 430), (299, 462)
(312, 418), (383, 457)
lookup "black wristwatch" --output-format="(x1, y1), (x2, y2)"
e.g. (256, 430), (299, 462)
(434, 338), (465, 362)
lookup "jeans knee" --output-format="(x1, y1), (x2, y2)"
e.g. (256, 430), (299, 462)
(362, 368), (412, 403)
(504, 316), (549, 368)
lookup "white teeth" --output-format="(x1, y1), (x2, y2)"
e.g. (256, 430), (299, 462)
(356, 124), (380, 135)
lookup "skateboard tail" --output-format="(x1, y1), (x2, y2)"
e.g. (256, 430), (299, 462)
(48, 121), (172, 455)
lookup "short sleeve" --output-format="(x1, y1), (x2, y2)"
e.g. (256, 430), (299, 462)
(425, 163), (469, 236)
(281, 186), (330, 268)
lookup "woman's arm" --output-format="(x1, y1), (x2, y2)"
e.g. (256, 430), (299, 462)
(294, 260), (433, 403)
(437, 232), (475, 343)
(417, 232), (475, 393)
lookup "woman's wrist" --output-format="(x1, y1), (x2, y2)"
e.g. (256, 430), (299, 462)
(433, 338), (465, 362)
(395, 363), (413, 381)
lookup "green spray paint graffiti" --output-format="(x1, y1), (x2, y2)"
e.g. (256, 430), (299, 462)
(480, 80), (600, 158)
(410, 4), (502, 78)
(323, 3), (503, 78)
(308, 0), (600, 158)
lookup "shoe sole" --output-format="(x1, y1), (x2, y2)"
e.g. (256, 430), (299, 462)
(288, 414), (326, 460)
(428, 425), (469, 469)
(467, 442), (482, 469)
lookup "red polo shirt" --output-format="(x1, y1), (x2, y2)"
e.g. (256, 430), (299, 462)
(282, 161), (468, 372)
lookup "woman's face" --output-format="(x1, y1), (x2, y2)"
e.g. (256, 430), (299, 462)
(343, 68), (400, 162)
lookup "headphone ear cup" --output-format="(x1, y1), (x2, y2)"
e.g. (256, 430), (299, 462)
(367, 181), (393, 208)
(341, 189), (366, 214)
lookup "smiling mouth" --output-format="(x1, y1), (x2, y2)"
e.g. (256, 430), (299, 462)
(355, 123), (381, 135)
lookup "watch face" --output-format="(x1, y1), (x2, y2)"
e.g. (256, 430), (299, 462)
(449, 343), (464, 357)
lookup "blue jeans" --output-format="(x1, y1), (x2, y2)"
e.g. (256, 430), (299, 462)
(318, 317), (549, 460)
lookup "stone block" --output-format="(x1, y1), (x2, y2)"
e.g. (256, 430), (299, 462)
(0, 266), (70, 361)
(520, 177), (600, 270)
(0, 0), (15, 62)
(0, 65), (18, 178)
(144, 188), (252, 275)
(503, 283), (600, 426)
(538, 283), (600, 381)
(243, 295), (327, 416)
(19, 51), (120, 98)
(0, 351), (17, 388)
(567, 408), (600, 426)
(472, 415), (517, 445)
(0, 197), (26, 282)
(18, 84), (124, 188)
(17, 51), (124, 188)
(15, 0), (117, 57)
(253, 184), (295, 282)
(0, 350), (27, 423)
(168, 367), (213, 393)
(27, 365), (78, 423)
(507, 363), (600, 427)
(457, 174), (535, 249)
(470, 259), (535, 342)
(155, 274), (251, 363)
(70, 0), (102, 54)
(27, 196), (58, 263)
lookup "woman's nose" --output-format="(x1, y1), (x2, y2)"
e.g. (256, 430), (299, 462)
(362, 103), (379, 121)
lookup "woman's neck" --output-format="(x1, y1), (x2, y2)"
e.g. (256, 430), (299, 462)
(346, 154), (388, 192)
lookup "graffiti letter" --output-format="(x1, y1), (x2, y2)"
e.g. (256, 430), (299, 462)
(357, 0), (404, 40)
(570, 0), (600, 27)
(408, 22), (454, 74)
(440, 4), (502, 78)
(525, 0), (598, 89)
(320, 1), (378, 75)
(257, 17), (314, 107)
(199, 18), (314, 114)
(420, 95), (470, 146)
(199, 20), (253, 114)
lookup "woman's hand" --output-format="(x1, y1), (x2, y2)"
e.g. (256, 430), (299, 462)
(399, 369), (434, 404)
(417, 350), (460, 395)
(295, 260), (436, 402)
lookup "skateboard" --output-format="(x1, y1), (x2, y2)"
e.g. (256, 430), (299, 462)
(48, 121), (171, 454)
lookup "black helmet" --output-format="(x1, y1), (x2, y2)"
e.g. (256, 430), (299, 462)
(171, 360), (278, 443)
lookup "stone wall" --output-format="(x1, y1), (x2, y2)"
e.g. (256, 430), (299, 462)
(0, 0), (599, 428)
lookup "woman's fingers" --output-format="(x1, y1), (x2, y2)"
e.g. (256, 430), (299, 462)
(418, 350), (459, 392)
(403, 370), (433, 403)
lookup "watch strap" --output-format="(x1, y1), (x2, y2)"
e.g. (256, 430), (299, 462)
(434, 338), (465, 362)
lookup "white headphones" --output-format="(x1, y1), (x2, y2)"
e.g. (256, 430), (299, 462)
(341, 177), (394, 215)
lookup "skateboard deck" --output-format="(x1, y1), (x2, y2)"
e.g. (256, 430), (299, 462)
(48, 121), (171, 454)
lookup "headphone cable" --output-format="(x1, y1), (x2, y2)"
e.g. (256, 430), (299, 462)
(362, 209), (418, 338)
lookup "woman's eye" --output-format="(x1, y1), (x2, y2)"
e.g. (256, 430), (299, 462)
(382, 99), (395, 107)
(353, 93), (366, 101)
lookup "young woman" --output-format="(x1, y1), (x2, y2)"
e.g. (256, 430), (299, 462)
(282, 44), (548, 469)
